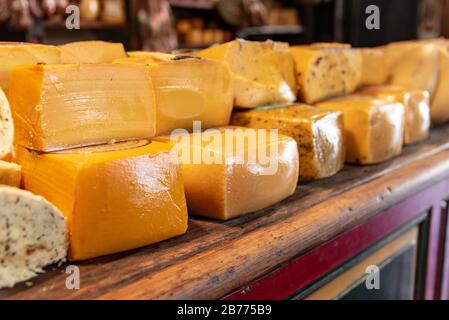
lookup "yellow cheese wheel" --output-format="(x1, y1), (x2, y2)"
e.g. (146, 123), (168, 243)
(59, 41), (127, 63)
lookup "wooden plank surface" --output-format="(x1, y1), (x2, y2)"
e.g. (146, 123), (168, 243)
(3, 125), (449, 300)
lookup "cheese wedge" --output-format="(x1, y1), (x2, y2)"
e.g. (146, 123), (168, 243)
(0, 186), (68, 289)
(0, 160), (21, 188)
(9, 63), (156, 152)
(290, 44), (362, 104)
(0, 87), (13, 160)
(59, 41), (127, 63)
(359, 48), (389, 86)
(316, 95), (404, 164)
(231, 104), (345, 181)
(115, 52), (234, 135)
(358, 85), (430, 144)
(431, 48), (449, 124)
(16, 140), (188, 261)
(0, 43), (60, 93)
(195, 40), (297, 108)
(155, 127), (299, 220)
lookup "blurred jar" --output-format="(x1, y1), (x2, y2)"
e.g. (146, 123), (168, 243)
(102, 0), (125, 24)
(80, 0), (100, 21)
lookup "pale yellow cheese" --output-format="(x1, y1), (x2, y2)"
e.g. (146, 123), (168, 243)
(195, 40), (297, 108)
(431, 47), (449, 124)
(359, 48), (389, 86)
(155, 127), (299, 220)
(231, 104), (345, 181)
(9, 63), (156, 152)
(59, 41), (127, 63)
(115, 52), (234, 135)
(316, 95), (404, 164)
(0, 87), (13, 160)
(0, 160), (21, 188)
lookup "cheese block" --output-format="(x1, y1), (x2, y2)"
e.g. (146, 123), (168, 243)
(0, 160), (21, 188)
(290, 44), (362, 104)
(359, 48), (389, 86)
(155, 127), (299, 220)
(0, 186), (68, 289)
(231, 104), (345, 181)
(195, 40), (297, 108)
(16, 140), (188, 260)
(115, 52), (234, 135)
(316, 95), (404, 164)
(0, 43), (60, 93)
(431, 48), (449, 124)
(59, 41), (127, 63)
(357, 85), (430, 144)
(9, 63), (156, 152)
(0, 87), (13, 160)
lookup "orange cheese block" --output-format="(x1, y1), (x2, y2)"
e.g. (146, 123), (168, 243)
(155, 127), (299, 220)
(359, 48), (389, 86)
(59, 41), (127, 63)
(0, 160), (21, 187)
(9, 63), (156, 152)
(16, 140), (188, 260)
(358, 85), (430, 144)
(115, 52), (234, 135)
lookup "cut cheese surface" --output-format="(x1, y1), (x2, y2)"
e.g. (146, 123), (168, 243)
(0, 43), (60, 93)
(231, 104), (345, 181)
(195, 40), (297, 108)
(0, 87), (13, 160)
(59, 41), (127, 63)
(16, 140), (188, 261)
(431, 48), (449, 124)
(0, 160), (21, 188)
(0, 186), (68, 289)
(316, 95), (404, 164)
(115, 53), (234, 135)
(9, 63), (156, 152)
(359, 48), (389, 86)
(358, 85), (430, 144)
(155, 127), (299, 220)
(290, 44), (362, 104)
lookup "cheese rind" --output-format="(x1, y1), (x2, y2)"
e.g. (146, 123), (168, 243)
(316, 95), (404, 164)
(358, 85), (430, 144)
(195, 40), (297, 108)
(16, 140), (188, 260)
(9, 63), (156, 152)
(0, 88), (13, 160)
(231, 104), (345, 181)
(59, 41), (127, 63)
(155, 127), (299, 220)
(115, 53), (234, 135)
(0, 160), (21, 187)
(431, 48), (449, 124)
(0, 186), (68, 289)
(359, 48), (389, 86)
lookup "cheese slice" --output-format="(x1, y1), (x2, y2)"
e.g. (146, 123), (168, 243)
(16, 140), (188, 261)
(0, 43), (60, 94)
(359, 48), (389, 86)
(0, 186), (68, 289)
(231, 104), (345, 181)
(290, 44), (362, 104)
(9, 63), (156, 152)
(155, 127), (299, 220)
(0, 160), (21, 188)
(0, 87), (13, 160)
(195, 40), (297, 108)
(316, 95), (404, 164)
(59, 41), (127, 63)
(357, 85), (430, 144)
(431, 48), (449, 124)
(115, 52), (234, 135)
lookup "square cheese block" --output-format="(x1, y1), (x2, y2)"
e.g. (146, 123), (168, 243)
(290, 44), (362, 104)
(195, 40), (297, 108)
(359, 48), (389, 86)
(16, 140), (188, 261)
(231, 104), (345, 181)
(0, 87), (13, 160)
(357, 85), (430, 144)
(9, 63), (156, 152)
(316, 95), (404, 164)
(59, 41), (127, 63)
(155, 127), (299, 220)
(115, 52), (234, 135)
(0, 160), (21, 188)
(431, 47), (449, 124)
(0, 43), (60, 93)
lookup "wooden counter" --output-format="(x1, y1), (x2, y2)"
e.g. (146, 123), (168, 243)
(3, 125), (449, 300)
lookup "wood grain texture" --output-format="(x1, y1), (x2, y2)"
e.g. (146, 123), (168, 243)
(3, 124), (449, 300)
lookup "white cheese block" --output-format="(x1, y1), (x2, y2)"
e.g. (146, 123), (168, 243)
(0, 87), (13, 160)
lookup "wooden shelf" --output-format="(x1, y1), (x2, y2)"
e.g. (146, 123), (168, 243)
(168, 0), (216, 10)
(44, 20), (127, 30)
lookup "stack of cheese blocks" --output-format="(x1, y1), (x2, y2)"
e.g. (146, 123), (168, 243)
(0, 38), (448, 288)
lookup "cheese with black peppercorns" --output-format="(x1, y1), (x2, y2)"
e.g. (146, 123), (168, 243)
(0, 87), (13, 160)
(0, 186), (68, 289)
